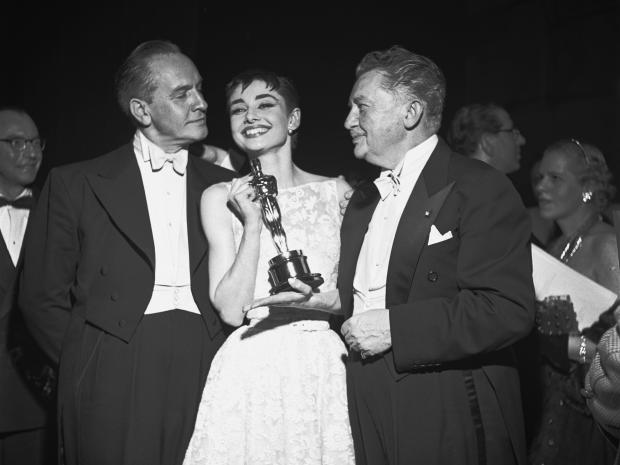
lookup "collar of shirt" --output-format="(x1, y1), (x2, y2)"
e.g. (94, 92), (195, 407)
(374, 134), (438, 201)
(133, 131), (188, 175)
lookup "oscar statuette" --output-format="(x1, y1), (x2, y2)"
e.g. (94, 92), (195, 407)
(249, 158), (324, 294)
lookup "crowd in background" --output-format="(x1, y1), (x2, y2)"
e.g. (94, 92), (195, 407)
(1, 40), (619, 465)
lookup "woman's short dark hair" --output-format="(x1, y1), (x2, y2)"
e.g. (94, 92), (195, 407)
(355, 45), (446, 133)
(114, 40), (181, 119)
(225, 69), (300, 114)
(225, 69), (301, 148)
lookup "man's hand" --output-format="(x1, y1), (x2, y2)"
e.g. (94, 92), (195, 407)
(341, 309), (392, 358)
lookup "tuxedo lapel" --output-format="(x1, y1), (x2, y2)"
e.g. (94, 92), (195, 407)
(14, 190), (38, 270)
(386, 178), (454, 305)
(186, 156), (207, 274)
(86, 145), (155, 268)
(339, 182), (380, 317)
(0, 233), (15, 295)
(386, 139), (455, 305)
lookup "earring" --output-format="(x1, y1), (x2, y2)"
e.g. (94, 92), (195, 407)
(287, 128), (293, 135)
(582, 191), (593, 203)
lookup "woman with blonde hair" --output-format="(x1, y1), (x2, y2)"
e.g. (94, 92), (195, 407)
(529, 138), (619, 464)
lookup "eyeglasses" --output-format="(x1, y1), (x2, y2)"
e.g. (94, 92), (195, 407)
(495, 127), (522, 138)
(0, 137), (46, 152)
(570, 138), (592, 165)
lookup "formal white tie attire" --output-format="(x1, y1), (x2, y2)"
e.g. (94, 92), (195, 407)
(133, 130), (200, 314)
(0, 189), (33, 266)
(373, 170), (401, 200)
(352, 135), (438, 315)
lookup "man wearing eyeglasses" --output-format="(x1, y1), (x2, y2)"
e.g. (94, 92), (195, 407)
(447, 102), (526, 175)
(18, 41), (235, 465)
(0, 107), (54, 464)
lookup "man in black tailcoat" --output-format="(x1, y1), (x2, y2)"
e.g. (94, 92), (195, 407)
(18, 41), (234, 465)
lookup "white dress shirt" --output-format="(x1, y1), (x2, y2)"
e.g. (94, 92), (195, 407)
(133, 131), (200, 314)
(353, 135), (438, 314)
(0, 188), (33, 266)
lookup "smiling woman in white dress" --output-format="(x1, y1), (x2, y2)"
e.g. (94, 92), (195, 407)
(182, 69), (355, 465)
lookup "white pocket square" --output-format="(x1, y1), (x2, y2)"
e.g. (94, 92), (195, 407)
(427, 224), (453, 245)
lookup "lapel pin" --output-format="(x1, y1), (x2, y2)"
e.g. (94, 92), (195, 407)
(424, 210), (431, 217)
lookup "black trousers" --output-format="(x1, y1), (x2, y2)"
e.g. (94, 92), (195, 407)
(346, 352), (516, 465)
(65, 311), (217, 465)
(0, 427), (55, 465)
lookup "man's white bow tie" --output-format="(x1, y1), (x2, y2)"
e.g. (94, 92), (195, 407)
(373, 170), (401, 200)
(149, 151), (188, 175)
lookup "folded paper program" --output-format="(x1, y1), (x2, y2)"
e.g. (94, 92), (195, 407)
(531, 244), (618, 330)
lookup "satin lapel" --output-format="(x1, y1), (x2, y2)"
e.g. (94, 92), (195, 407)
(386, 139), (455, 306)
(386, 179), (455, 305)
(86, 146), (155, 268)
(14, 191), (38, 270)
(186, 156), (207, 274)
(338, 183), (380, 317)
(0, 234), (15, 294)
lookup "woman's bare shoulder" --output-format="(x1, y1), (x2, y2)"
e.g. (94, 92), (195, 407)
(591, 228), (618, 261)
(202, 181), (230, 198)
(583, 225), (620, 289)
(201, 181), (231, 211)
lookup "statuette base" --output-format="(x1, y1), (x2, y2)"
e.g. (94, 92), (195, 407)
(267, 249), (324, 295)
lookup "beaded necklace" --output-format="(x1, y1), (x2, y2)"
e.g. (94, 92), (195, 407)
(551, 213), (601, 263)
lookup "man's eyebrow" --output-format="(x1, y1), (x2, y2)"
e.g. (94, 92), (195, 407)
(170, 84), (194, 96)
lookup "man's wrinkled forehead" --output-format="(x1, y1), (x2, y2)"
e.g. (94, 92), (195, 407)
(149, 53), (200, 84)
(349, 71), (379, 102)
(349, 71), (395, 105)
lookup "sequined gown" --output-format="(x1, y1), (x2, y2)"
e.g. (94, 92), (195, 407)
(183, 179), (355, 465)
(528, 296), (616, 465)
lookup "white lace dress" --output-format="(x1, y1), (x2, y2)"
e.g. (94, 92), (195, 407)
(183, 179), (355, 465)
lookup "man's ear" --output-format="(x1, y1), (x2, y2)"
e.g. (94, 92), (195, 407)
(479, 132), (495, 157)
(129, 98), (151, 127)
(404, 100), (424, 130)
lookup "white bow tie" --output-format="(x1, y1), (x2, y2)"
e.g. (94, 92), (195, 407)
(149, 151), (188, 175)
(373, 170), (401, 200)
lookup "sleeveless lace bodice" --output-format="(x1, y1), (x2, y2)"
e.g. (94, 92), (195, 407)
(183, 177), (355, 465)
(231, 179), (342, 320)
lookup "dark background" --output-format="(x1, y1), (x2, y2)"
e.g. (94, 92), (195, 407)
(2, 0), (618, 207)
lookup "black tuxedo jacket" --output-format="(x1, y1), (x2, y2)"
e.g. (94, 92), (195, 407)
(338, 138), (536, 464)
(18, 143), (235, 425)
(0, 192), (49, 433)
